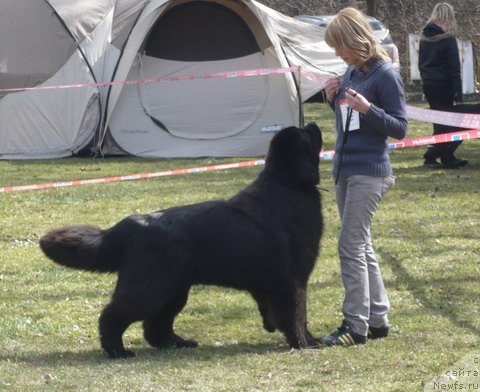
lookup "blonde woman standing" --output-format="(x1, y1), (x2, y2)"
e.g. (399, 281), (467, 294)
(419, 2), (468, 168)
(322, 7), (407, 346)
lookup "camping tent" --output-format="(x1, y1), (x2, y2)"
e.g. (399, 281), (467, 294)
(0, 0), (345, 159)
(0, 0), (116, 159)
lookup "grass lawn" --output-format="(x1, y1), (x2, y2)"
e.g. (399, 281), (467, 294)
(0, 102), (479, 391)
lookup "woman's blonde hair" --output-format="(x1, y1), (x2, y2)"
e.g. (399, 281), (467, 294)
(427, 2), (457, 33)
(325, 7), (389, 72)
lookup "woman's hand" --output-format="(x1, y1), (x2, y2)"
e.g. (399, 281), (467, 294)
(324, 77), (341, 103)
(346, 88), (371, 115)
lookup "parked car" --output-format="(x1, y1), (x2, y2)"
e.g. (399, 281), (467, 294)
(294, 15), (400, 70)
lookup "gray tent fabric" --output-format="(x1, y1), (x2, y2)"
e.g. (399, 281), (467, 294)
(255, 2), (346, 100)
(0, 0), (115, 159)
(111, 0), (148, 49)
(0, 1), (76, 97)
(0, 0), (345, 159)
(49, 0), (115, 43)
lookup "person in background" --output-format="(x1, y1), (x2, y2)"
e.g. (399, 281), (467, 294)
(419, 2), (468, 169)
(322, 7), (407, 346)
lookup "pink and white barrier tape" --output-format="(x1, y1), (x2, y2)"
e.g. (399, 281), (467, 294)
(0, 66), (299, 93)
(0, 160), (265, 193)
(2, 128), (479, 193)
(3, 64), (478, 129)
(406, 105), (480, 129)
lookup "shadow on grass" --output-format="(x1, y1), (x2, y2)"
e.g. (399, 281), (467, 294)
(393, 165), (479, 186)
(0, 341), (290, 366)
(380, 248), (480, 336)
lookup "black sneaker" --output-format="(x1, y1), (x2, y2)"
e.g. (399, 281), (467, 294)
(441, 157), (469, 169)
(368, 325), (389, 340)
(322, 322), (366, 347)
(423, 148), (440, 168)
(423, 158), (441, 168)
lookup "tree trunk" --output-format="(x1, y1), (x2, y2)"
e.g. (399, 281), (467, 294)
(366, 0), (377, 17)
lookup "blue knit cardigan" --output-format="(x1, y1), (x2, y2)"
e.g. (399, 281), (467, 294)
(330, 58), (408, 179)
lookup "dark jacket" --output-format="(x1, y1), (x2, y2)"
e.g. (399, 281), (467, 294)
(418, 22), (462, 102)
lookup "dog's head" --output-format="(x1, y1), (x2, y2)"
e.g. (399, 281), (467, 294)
(263, 122), (323, 186)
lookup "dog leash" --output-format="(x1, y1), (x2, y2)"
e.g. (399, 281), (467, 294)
(334, 105), (353, 185)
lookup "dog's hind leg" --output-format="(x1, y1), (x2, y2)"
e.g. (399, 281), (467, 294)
(143, 289), (198, 349)
(99, 302), (138, 359)
(251, 291), (276, 332)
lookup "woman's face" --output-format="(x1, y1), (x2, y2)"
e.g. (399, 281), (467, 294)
(334, 48), (356, 66)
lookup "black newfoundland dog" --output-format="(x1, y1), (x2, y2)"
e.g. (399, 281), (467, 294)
(40, 123), (324, 359)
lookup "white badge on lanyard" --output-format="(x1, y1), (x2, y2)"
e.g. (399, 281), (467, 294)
(339, 99), (360, 132)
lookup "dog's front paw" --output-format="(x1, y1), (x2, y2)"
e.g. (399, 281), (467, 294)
(305, 338), (324, 348)
(288, 336), (324, 349)
(298, 338), (324, 349)
(263, 319), (276, 333)
(148, 333), (198, 349)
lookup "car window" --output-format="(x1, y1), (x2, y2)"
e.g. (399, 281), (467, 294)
(296, 16), (386, 32)
(369, 21), (385, 31)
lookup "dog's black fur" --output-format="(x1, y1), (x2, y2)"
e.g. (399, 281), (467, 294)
(40, 124), (324, 359)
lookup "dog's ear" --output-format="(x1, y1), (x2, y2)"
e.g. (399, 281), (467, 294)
(304, 122), (323, 152)
(294, 123), (322, 186)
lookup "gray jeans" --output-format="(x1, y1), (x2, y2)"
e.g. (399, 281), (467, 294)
(335, 175), (395, 336)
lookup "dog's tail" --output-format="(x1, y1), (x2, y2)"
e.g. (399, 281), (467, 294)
(39, 225), (121, 273)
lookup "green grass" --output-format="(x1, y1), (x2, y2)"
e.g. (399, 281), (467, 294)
(1, 102), (479, 391)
